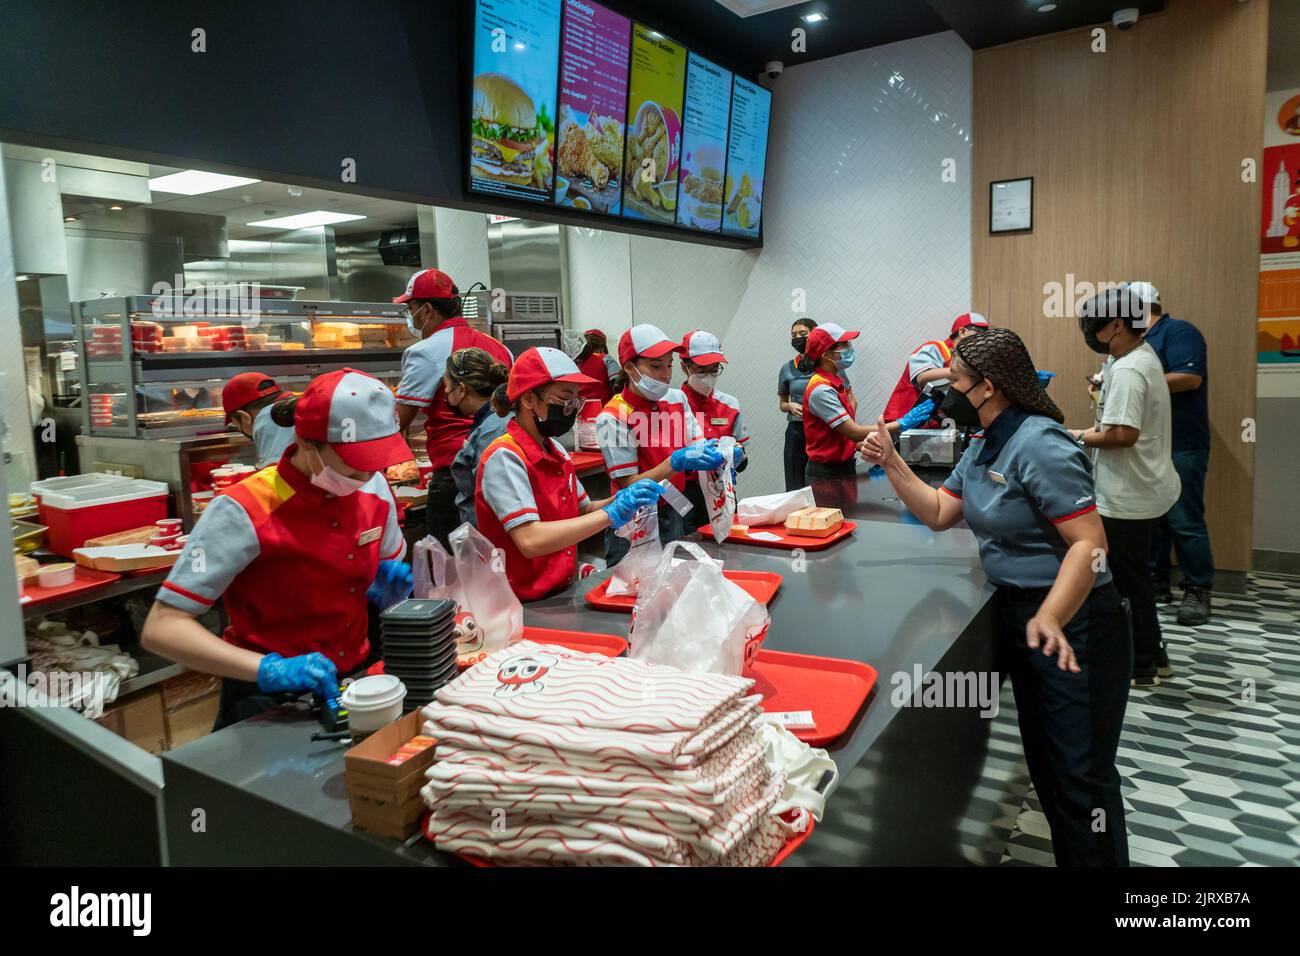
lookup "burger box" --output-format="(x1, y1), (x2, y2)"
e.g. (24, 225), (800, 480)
(784, 506), (845, 538)
(72, 543), (182, 573)
(344, 711), (435, 839)
(83, 525), (162, 548)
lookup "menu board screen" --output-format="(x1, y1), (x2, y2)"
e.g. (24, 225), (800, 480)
(676, 52), (732, 232)
(621, 24), (687, 225)
(468, 0), (562, 203)
(554, 0), (631, 215)
(722, 75), (772, 238)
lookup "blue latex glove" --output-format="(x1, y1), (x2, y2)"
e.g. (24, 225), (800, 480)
(257, 652), (339, 702)
(603, 479), (665, 528)
(366, 559), (413, 610)
(897, 399), (936, 430)
(670, 439), (725, 473)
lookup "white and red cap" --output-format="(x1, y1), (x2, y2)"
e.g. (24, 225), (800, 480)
(507, 347), (596, 402)
(222, 372), (282, 423)
(805, 322), (860, 362)
(392, 268), (457, 303)
(1125, 282), (1160, 307)
(680, 329), (727, 365)
(294, 368), (411, 471)
(617, 324), (683, 366)
(949, 312), (989, 337)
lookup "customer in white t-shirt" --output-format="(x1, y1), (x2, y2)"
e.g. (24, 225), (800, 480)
(1071, 286), (1180, 688)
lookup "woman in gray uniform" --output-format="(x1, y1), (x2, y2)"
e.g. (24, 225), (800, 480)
(861, 327), (1130, 867)
(446, 347), (511, 528)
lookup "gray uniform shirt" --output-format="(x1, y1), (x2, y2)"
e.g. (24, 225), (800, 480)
(777, 359), (814, 422)
(452, 407), (512, 526)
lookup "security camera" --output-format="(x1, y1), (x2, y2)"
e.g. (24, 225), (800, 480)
(765, 60), (783, 80)
(1112, 7), (1139, 30)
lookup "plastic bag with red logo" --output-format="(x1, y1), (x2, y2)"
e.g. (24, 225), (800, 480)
(605, 500), (662, 598)
(411, 535), (486, 663)
(630, 541), (768, 676)
(449, 522), (523, 652)
(699, 435), (738, 544)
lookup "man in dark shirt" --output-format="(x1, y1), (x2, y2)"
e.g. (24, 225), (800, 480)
(1131, 282), (1213, 626)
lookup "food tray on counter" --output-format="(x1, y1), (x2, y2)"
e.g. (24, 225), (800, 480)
(699, 521), (857, 552)
(584, 570), (782, 612)
(19, 567), (122, 608)
(745, 648), (877, 747)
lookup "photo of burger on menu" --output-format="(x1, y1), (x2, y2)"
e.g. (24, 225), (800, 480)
(471, 73), (554, 192)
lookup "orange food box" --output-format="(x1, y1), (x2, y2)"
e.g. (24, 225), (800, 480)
(784, 506), (844, 537)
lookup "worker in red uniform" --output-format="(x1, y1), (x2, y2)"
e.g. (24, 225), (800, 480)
(573, 329), (619, 405)
(392, 268), (513, 548)
(882, 312), (989, 425)
(221, 372), (296, 468)
(802, 323), (870, 508)
(141, 369), (415, 730)
(595, 324), (725, 566)
(475, 347), (664, 601)
(678, 329), (749, 528)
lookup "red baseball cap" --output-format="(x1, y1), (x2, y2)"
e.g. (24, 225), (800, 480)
(950, 312), (989, 337)
(222, 373), (282, 423)
(804, 322), (860, 362)
(507, 347), (596, 402)
(393, 268), (457, 304)
(583, 328), (607, 339)
(294, 368), (411, 472)
(681, 330), (727, 365)
(617, 324), (682, 367)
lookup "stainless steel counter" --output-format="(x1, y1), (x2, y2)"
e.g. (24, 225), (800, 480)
(160, 465), (1015, 866)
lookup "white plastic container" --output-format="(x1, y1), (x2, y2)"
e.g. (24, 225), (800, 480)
(37, 563), (77, 588)
(340, 675), (407, 734)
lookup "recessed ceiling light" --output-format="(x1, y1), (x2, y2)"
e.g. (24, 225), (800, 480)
(246, 211), (366, 229)
(802, 12), (827, 23)
(64, 216), (77, 222)
(149, 170), (261, 195)
(109, 205), (123, 211)
(1037, 3), (1057, 11)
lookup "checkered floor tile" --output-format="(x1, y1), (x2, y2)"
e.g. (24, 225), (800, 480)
(991, 573), (1300, 867)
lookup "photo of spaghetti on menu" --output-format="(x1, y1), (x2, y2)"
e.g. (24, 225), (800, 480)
(469, 0), (562, 202)
(554, 0), (630, 215)
(723, 75), (772, 238)
(676, 52), (731, 232)
(621, 24), (686, 224)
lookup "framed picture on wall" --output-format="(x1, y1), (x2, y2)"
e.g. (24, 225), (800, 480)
(989, 177), (1033, 233)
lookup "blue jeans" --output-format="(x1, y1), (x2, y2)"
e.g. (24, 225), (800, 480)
(1150, 449), (1214, 588)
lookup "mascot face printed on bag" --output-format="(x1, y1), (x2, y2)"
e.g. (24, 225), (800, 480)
(493, 653), (557, 697)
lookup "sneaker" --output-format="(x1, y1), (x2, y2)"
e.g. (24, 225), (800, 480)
(1154, 579), (1174, 605)
(1177, 587), (1211, 626)
(1131, 672), (1162, 689)
(1156, 644), (1174, 680)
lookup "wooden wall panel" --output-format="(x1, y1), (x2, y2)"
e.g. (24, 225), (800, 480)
(971, 0), (1268, 571)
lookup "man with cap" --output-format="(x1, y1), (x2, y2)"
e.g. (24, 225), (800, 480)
(574, 329), (619, 405)
(142, 369), (415, 730)
(596, 323), (726, 566)
(222, 372), (297, 468)
(476, 347), (665, 600)
(679, 329), (749, 527)
(802, 323), (872, 488)
(392, 268), (513, 548)
(883, 312), (989, 423)
(1129, 281), (1214, 626)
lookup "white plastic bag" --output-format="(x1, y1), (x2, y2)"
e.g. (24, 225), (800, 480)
(737, 486), (815, 526)
(699, 436), (738, 544)
(411, 535), (464, 604)
(606, 500), (662, 597)
(630, 541), (769, 675)
(448, 523), (524, 651)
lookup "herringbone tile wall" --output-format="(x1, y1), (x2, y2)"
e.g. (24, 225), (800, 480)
(567, 31), (973, 496)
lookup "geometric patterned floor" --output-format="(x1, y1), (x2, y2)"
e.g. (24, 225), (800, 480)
(987, 572), (1300, 866)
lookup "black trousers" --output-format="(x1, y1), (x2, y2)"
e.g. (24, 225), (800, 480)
(998, 582), (1130, 866)
(1101, 515), (1163, 677)
(424, 466), (458, 550)
(783, 419), (809, 490)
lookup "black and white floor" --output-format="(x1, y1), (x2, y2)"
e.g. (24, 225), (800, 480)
(993, 572), (1300, 866)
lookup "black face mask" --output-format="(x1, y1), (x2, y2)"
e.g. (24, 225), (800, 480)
(940, 379), (988, 429)
(536, 402), (578, 438)
(791, 336), (807, 354)
(445, 386), (467, 417)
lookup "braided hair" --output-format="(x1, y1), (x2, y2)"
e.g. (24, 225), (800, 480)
(953, 327), (1063, 424)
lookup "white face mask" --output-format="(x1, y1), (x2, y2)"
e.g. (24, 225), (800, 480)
(631, 365), (671, 402)
(309, 446), (368, 496)
(687, 372), (719, 395)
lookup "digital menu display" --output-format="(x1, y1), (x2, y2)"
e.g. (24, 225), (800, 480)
(676, 52), (731, 232)
(468, 0), (563, 203)
(554, 0), (631, 215)
(620, 24), (687, 225)
(722, 75), (772, 238)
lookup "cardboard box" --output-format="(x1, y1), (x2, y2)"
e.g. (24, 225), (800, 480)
(96, 686), (167, 754)
(349, 805), (422, 841)
(345, 766), (427, 805)
(160, 671), (221, 710)
(343, 711), (434, 782)
(165, 693), (219, 749)
(343, 711), (435, 839)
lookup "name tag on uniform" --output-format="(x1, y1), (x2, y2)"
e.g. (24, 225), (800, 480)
(987, 470), (1007, 485)
(357, 527), (383, 546)
(710, 417), (728, 426)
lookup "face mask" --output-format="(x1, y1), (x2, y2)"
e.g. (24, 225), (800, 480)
(687, 372), (719, 395)
(791, 336), (807, 354)
(309, 446), (368, 496)
(536, 401), (579, 438)
(630, 365), (670, 402)
(1082, 320), (1115, 355)
(445, 384), (466, 417)
(833, 348), (855, 371)
(940, 379), (988, 429)
(405, 305), (426, 337)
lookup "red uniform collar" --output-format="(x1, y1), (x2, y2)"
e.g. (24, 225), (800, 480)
(682, 382), (713, 408)
(430, 316), (468, 335)
(814, 369), (845, 389)
(505, 418), (561, 466)
(272, 445), (328, 503)
(619, 384), (662, 413)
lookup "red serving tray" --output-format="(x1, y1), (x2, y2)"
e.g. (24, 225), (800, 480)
(19, 567), (122, 608)
(570, 450), (605, 473)
(700, 521), (857, 551)
(585, 569), (782, 612)
(439, 811), (815, 867)
(745, 648), (877, 747)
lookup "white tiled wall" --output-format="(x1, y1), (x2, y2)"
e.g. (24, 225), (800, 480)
(566, 31), (973, 495)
